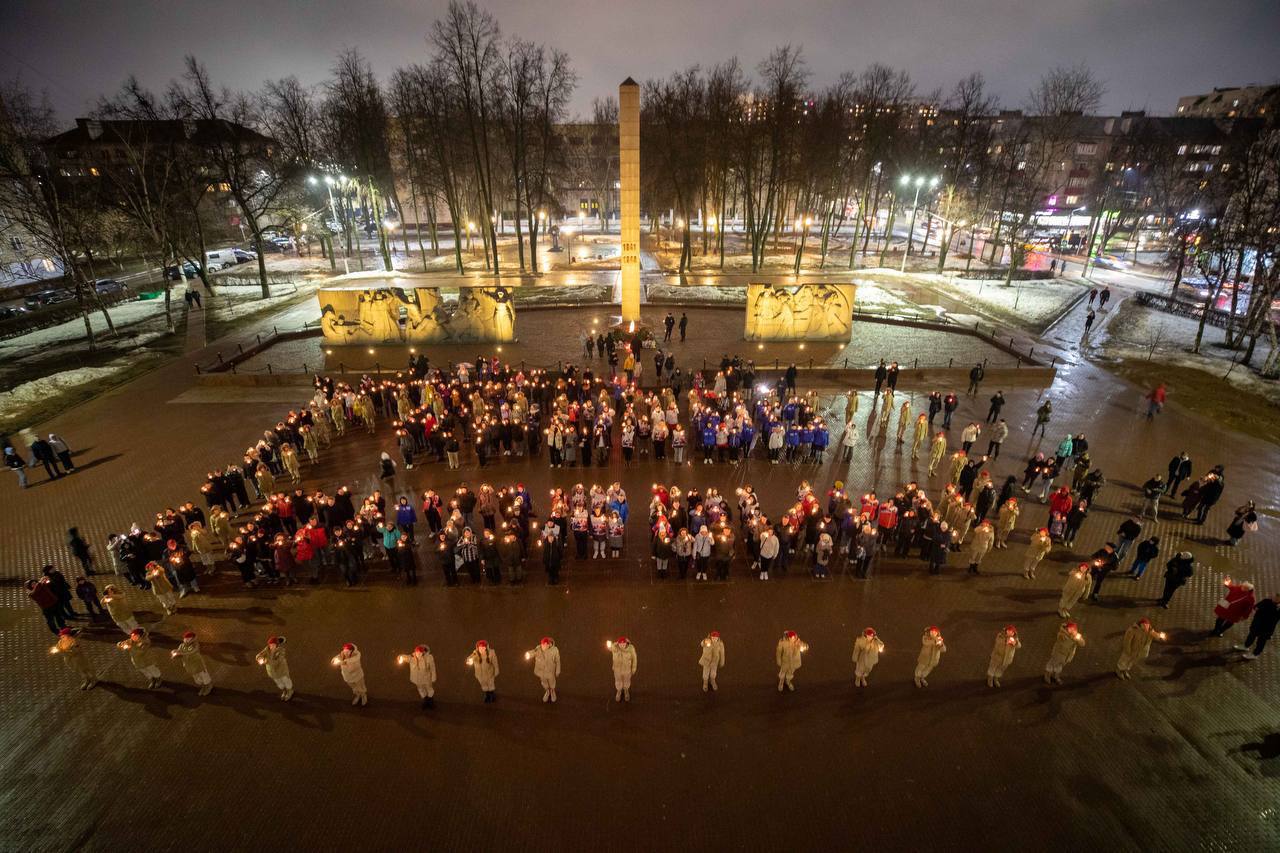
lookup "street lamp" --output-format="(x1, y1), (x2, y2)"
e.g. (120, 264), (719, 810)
(899, 174), (940, 272)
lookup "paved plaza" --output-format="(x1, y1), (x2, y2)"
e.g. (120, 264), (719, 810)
(2, 287), (1279, 851)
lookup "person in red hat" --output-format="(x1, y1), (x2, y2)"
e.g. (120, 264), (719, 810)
(1023, 528), (1052, 579)
(1117, 618), (1162, 679)
(117, 627), (163, 689)
(775, 631), (806, 692)
(400, 644), (437, 709)
(699, 631), (725, 692)
(172, 630), (213, 696)
(1044, 622), (1086, 685)
(852, 628), (884, 687)
(50, 627), (96, 690)
(144, 560), (179, 616)
(525, 637), (561, 703)
(608, 637), (637, 702)
(987, 626), (1020, 687)
(333, 643), (367, 706)
(914, 627), (947, 687)
(467, 640), (500, 703)
(256, 636), (293, 701)
(1058, 563), (1093, 618)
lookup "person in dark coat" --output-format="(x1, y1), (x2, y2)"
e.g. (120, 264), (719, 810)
(29, 437), (61, 480)
(1193, 473), (1225, 524)
(67, 527), (95, 574)
(1226, 502), (1258, 546)
(1166, 452), (1191, 495)
(1158, 552), (1195, 608)
(1087, 544), (1119, 601)
(1237, 594), (1280, 659)
(986, 391), (1005, 424)
(873, 360), (887, 395)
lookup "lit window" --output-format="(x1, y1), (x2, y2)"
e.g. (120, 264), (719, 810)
(1064, 195), (1080, 205)
(1177, 145), (1187, 155)
(89, 167), (100, 177)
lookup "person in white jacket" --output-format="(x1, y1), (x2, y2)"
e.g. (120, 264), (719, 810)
(526, 637), (562, 703)
(398, 645), (437, 708)
(255, 635), (292, 701)
(608, 637), (638, 701)
(758, 528), (779, 580)
(775, 630), (806, 691)
(986, 625), (1020, 687)
(1044, 622), (1086, 685)
(852, 628), (884, 687)
(1058, 563), (1093, 618)
(333, 642), (367, 706)
(699, 631), (726, 692)
(692, 527), (713, 581)
(1116, 618), (1162, 679)
(914, 627), (946, 687)
(466, 640), (500, 703)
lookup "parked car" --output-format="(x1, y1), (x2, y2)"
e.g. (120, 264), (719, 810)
(93, 278), (128, 295)
(166, 262), (200, 280)
(232, 248), (257, 263)
(204, 249), (239, 270)
(0, 305), (28, 320)
(24, 288), (75, 308)
(1092, 255), (1128, 271)
(251, 239), (285, 254)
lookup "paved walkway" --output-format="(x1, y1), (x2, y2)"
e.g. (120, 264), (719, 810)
(182, 285), (207, 353)
(1, 278), (1278, 849)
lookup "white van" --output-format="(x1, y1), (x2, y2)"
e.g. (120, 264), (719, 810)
(204, 249), (239, 270)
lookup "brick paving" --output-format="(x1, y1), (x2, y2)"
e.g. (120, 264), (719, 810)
(2, 283), (1279, 850)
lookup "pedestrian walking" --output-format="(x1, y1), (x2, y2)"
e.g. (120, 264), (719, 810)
(1235, 594), (1280, 660)
(1145, 383), (1166, 419)
(678, 313), (688, 341)
(49, 627), (97, 690)
(467, 640), (500, 703)
(699, 631), (725, 692)
(913, 627), (946, 687)
(1158, 552), (1195, 608)
(4, 445), (27, 488)
(608, 637), (637, 702)
(852, 628), (884, 687)
(67, 527), (95, 575)
(986, 626), (1020, 687)
(171, 630), (213, 696)
(525, 637), (561, 703)
(256, 636), (294, 701)
(775, 631), (806, 692)
(1210, 578), (1255, 638)
(118, 627), (163, 689)
(1032, 400), (1052, 438)
(1129, 536), (1160, 580)
(48, 433), (75, 472)
(1116, 618), (1162, 679)
(333, 643), (368, 706)
(1043, 622), (1086, 685)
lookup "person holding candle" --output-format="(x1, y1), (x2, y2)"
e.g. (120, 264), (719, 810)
(172, 630), (213, 696)
(101, 584), (139, 635)
(401, 645), (437, 708)
(1043, 622), (1086, 685)
(1058, 563), (1094, 618)
(118, 627), (163, 689)
(699, 631), (725, 692)
(144, 561), (179, 616)
(609, 637), (637, 702)
(852, 628), (884, 687)
(914, 627), (947, 687)
(334, 642), (368, 706)
(526, 637), (561, 703)
(775, 631), (806, 692)
(1022, 528), (1052, 579)
(256, 635), (293, 701)
(1116, 618), (1161, 679)
(467, 640), (500, 703)
(51, 627), (97, 690)
(986, 625), (1020, 687)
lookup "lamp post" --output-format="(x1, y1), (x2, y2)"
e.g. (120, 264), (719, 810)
(793, 215), (814, 274)
(900, 174), (940, 272)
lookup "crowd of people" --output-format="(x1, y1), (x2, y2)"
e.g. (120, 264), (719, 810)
(27, 344), (1275, 704)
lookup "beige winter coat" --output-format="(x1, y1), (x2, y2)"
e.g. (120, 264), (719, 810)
(1059, 569), (1093, 612)
(1116, 624), (1155, 672)
(699, 638), (725, 671)
(987, 632), (1021, 675)
(410, 651), (438, 688)
(967, 524), (995, 565)
(530, 645), (561, 682)
(467, 648), (500, 691)
(611, 644), (637, 678)
(258, 644), (290, 681)
(1025, 531), (1052, 562)
(853, 634), (884, 677)
(1046, 627), (1086, 671)
(776, 638), (803, 676)
(915, 633), (946, 675)
(174, 639), (209, 676)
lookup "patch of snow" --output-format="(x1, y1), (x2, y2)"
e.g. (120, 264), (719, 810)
(0, 360), (137, 409)
(926, 275), (1086, 328)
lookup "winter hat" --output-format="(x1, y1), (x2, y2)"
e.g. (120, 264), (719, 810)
(1242, 582), (1255, 591)
(182, 631), (196, 640)
(414, 645), (429, 654)
(863, 628), (876, 637)
(784, 630), (797, 639)
(928, 626), (941, 636)
(268, 636), (282, 646)
(1064, 622), (1078, 633)
(1137, 618), (1151, 627)
(342, 643), (355, 652)
(540, 637), (553, 646)
(1004, 625), (1017, 635)
(709, 631), (721, 639)
(616, 636), (629, 646)
(476, 640), (488, 649)
(130, 628), (146, 639)
(58, 628), (74, 637)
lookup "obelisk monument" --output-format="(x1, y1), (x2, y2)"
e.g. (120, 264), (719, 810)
(618, 78), (641, 322)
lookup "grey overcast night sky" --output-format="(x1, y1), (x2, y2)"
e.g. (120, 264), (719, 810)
(3, 0), (1279, 120)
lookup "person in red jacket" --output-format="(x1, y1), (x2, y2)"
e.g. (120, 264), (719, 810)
(294, 530), (316, 583)
(876, 502), (899, 538)
(1211, 578), (1255, 637)
(306, 519), (330, 570)
(27, 578), (65, 633)
(1048, 486), (1073, 520)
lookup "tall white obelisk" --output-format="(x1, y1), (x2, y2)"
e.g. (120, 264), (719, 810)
(619, 78), (641, 322)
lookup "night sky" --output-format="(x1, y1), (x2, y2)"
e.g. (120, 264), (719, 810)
(3, 0), (1278, 119)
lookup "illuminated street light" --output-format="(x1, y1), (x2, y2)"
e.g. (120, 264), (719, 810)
(899, 174), (941, 271)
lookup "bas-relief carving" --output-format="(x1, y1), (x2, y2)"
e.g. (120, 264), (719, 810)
(319, 286), (515, 344)
(744, 283), (855, 341)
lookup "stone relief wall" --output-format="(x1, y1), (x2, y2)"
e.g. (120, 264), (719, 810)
(744, 283), (855, 341)
(318, 285), (516, 344)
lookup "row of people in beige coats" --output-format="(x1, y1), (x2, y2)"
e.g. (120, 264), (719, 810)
(54, 621), (1167, 699)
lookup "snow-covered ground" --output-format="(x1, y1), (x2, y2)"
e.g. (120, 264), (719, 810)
(1101, 300), (1279, 405)
(0, 293), (184, 362)
(208, 281), (320, 326)
(922, 274), (1086, 329)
